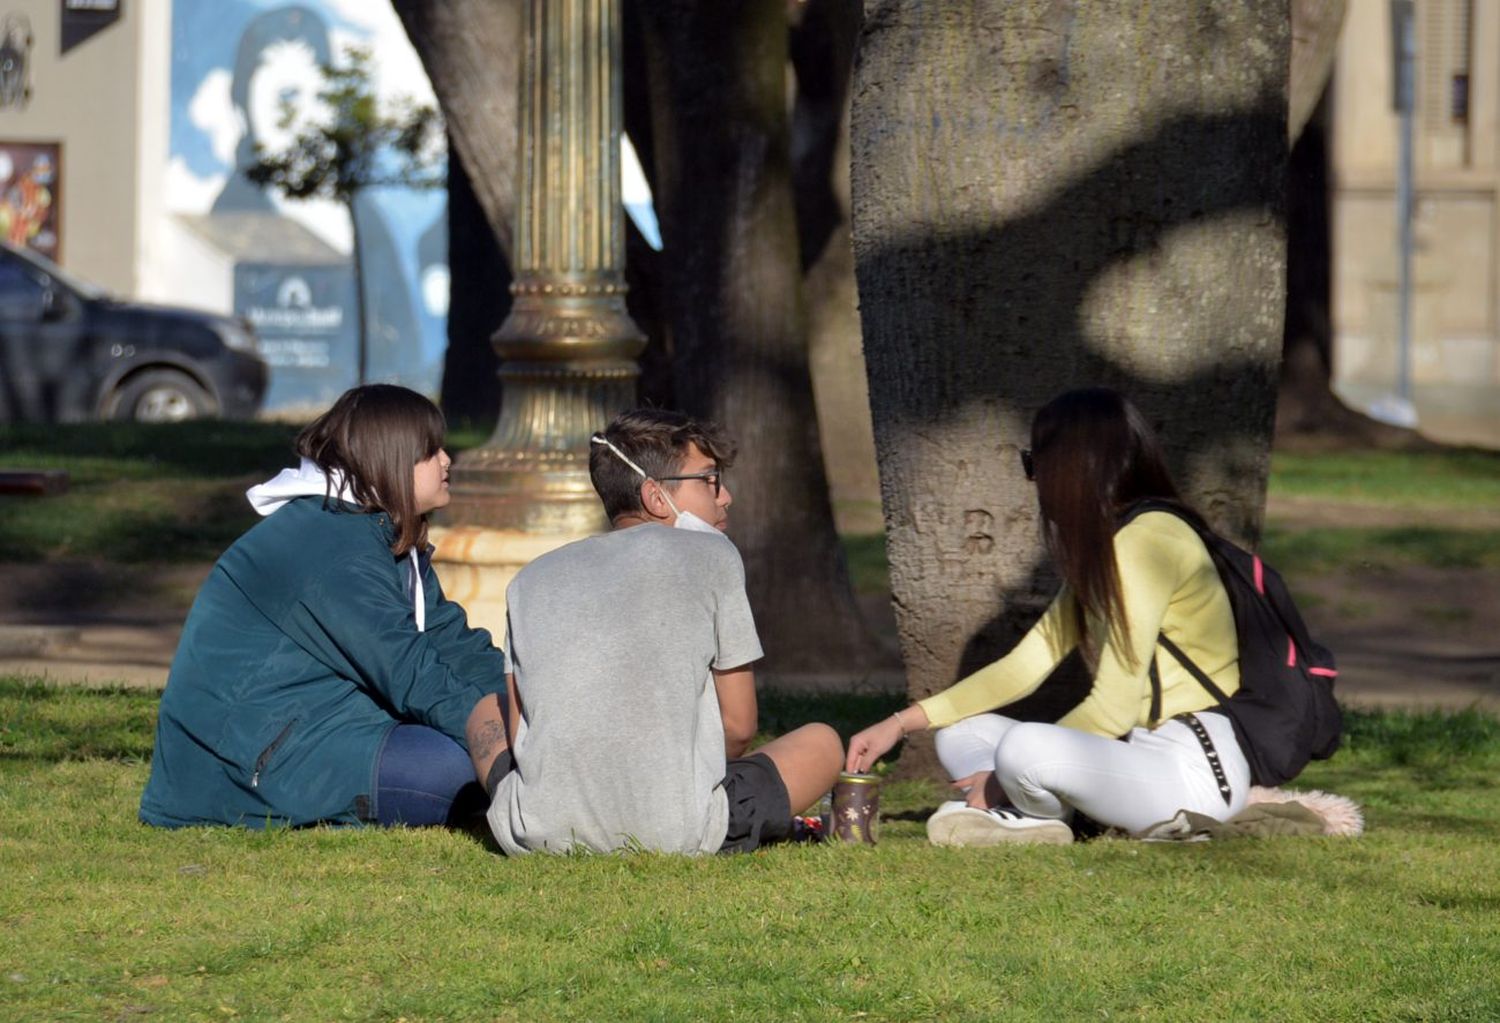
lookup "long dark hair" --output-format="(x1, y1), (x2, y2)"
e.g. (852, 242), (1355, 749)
(296, 384), (446, 556)
(1030, 388), (1199, 671)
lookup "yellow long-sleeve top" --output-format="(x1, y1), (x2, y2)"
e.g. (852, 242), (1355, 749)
(917, 510), (1240, 738)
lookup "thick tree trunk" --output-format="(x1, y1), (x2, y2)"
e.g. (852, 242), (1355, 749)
(790, 0), (861, 272)
(1289, 0), (1346, 142)
(619, 1), (673, 409)
(791, 1), (883, 528)
(393, 0), (523, 427)
(1275, 100), (1433, 453)
(1280, 96), (1335, 437)
(1277, 3), (1429, 451)
(637, 0), (887, 676)
(442, 143), (509, 428)
(390, 0), (522, 256)
(851, 1), (1290, 760)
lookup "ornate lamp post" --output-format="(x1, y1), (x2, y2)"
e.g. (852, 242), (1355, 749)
(432, 0), (644, 629)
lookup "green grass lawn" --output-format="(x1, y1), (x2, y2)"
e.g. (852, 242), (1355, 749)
(0, 422), (299, 562)
(1259, 524), (1500, 573)
(2, 680), (1498, 1022)
(0, 423), (544, 563)
(1268, 448), (1500, 509)
(4, 422), (1497, 573)
(4, 426), (1500, 1018)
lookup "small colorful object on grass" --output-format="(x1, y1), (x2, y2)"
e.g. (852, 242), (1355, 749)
(790, 815), (827, 843)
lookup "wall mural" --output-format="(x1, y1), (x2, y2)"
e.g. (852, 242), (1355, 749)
(169, 0), (446, 410)
(0, 141), (59, 260)
(0, 12), (33, 108)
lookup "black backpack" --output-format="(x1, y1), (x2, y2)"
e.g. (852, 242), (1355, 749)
(1121, 500), (1342, 787)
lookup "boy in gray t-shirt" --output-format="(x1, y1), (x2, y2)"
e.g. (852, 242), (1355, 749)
(486, 409), (844, 855)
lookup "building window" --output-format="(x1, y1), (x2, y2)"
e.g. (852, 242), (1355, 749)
(1421, 0), (1472, 164)
(1450, 73), (1469, 123)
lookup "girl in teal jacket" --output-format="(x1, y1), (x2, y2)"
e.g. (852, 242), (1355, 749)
(140, 385), (508, 828)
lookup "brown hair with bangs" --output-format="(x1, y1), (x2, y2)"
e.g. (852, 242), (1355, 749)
(589, 408), (735, 523)
(296, 384), (446, 556)
(1029, 388), (1201, 671)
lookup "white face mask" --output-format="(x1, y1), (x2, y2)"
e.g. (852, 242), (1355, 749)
(591, 434), (728, 538)
(670, 508), (721, 535)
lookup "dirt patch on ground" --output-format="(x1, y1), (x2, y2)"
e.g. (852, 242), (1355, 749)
(1288, 563), (1500, 710)
(1257, 498), (1500, 710)
(2, 507), (1497, 709)
(1266, 494), (1500, 531)
(0, 561), (209, 624)
(0, 561), (208, 687)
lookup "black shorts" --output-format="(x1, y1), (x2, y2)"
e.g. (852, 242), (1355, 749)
(718, 752), (793, 854)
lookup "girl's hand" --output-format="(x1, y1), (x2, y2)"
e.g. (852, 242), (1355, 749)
(845, 716), (903, 773)
(952, 770), (1000, 809)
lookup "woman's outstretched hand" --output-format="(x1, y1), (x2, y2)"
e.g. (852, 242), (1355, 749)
(845, 717), (901, 773)
(847, 706), (931, 773)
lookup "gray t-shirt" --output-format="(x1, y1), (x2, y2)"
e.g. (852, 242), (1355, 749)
(488, 524), (764, 855)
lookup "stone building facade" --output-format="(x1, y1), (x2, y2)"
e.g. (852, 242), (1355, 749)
(1331, 0), (1500, 444)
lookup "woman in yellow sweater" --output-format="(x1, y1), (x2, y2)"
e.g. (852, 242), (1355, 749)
(845, 388), (1251, 844)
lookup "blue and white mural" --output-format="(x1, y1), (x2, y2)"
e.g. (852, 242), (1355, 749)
(168, 0), (446, 410)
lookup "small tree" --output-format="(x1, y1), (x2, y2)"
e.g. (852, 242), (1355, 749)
(247, 45), (443, 386)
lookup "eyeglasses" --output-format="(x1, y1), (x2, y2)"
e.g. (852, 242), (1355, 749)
(1020, 449), (1035, 482)
(657, 469), (724, 498)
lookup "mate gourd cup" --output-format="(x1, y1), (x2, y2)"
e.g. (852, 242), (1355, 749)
(831, 771), (880, 844)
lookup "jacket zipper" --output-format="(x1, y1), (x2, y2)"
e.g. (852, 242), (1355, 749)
(250, 719), (297, 788)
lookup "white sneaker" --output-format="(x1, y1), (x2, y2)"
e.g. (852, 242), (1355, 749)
(926, 802), (1073, 847)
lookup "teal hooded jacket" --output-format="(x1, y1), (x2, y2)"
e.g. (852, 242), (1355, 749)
(139, 495), (506, 827)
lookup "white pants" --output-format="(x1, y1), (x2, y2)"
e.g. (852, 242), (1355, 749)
(933, 712), (1251, 835)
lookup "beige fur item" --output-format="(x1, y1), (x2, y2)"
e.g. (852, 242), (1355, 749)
(1246, 785), (1365, 837)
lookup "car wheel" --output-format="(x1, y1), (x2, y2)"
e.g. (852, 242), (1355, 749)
(108, 370), (216, 423)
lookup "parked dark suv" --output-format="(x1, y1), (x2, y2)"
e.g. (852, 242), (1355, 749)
(0, 241), (268, 423)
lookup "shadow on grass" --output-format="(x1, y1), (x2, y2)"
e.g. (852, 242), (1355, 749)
(1413, 891), (1500, 912)
(0, 680), (158, 763)
(0, 485), (259, 564)
(2, 682), (910, 778)
(1397, 813), (1500, 839)
(8, 682), (1499, 817)
(759, 688), (905, 742)
(1268, 448), (1500, 507)
(0, 422), (504, 566)
(1340, 706), (1500, 761)
(837, 534), (893, 596)
(0, 421), (300, 480)
(79, 487), (257, 563)
(884, 807), (944, 823)
(0, 421), (299, 563)
(1261, 525), (1500, 572)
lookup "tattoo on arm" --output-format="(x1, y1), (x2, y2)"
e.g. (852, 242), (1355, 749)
(471, 720), (507, 762)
